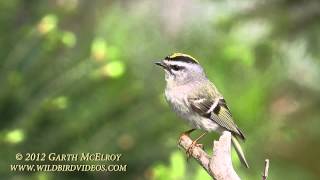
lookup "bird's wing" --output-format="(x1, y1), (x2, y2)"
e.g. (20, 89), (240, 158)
(188, 95), (245, 140)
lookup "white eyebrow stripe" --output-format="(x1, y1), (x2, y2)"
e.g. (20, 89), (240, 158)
(163, 60), (193, 68)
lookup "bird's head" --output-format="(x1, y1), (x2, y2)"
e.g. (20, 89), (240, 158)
(155, 53), (206, 86)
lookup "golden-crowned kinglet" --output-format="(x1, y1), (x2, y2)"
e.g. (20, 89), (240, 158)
(155, 53), (249, 168)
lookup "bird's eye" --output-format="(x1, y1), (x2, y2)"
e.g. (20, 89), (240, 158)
(170, 65), (183, 71)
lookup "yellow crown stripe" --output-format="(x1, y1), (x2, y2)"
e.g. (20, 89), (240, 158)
(169, 53), (199, 64)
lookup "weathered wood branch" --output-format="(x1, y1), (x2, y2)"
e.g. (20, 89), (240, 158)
(262, 159), (270, 180)
(178, 131), (240, 180)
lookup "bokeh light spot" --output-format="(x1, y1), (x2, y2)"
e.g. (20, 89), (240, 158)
(5, 129), (24, 144)
(91, 37), (107, 61)
(37, 14), (58, 35)
(52, 96), (68, 109)
(62, 31), (76, 48)
(102, 61), (125, 78)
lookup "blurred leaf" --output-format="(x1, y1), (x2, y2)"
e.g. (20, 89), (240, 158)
(5, 129), (24, 144)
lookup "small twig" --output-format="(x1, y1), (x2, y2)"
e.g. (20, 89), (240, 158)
(262, 159), (270, 180)
(178, 131), (240, 180)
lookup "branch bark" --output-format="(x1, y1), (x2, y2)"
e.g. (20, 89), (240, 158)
(178, 131), (240, 180)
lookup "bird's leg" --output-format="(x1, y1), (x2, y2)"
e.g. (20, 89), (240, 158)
(186, 132), (207, 158)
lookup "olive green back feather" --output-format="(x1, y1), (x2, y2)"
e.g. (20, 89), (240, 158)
(188, 88), (245, 140)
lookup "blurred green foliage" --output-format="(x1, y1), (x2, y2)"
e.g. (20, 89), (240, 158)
(152, 151), (211, 180)
(0, 0), (320, 180)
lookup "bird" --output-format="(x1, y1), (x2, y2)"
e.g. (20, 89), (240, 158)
(155, 52), (249, 168)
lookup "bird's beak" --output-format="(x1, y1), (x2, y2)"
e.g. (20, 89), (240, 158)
(155, 61), (168, 69)
(155, 61), (173, 74)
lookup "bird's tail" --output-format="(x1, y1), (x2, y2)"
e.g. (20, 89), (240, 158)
(231, 135), (249, 168)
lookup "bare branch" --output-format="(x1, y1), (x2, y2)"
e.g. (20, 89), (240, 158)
(178, 133), (212, 176)
(262, 159), (270, 180)
(178, 131), (240, 180)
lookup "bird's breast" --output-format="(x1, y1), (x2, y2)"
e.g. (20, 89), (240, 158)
(165, 87), (191, 119)
(164, 87), (221, 132)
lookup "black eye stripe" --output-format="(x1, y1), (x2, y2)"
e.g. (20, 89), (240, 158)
(170, 65), (184, 71)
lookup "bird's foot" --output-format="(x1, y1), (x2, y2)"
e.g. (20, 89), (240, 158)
(178, 129), (207, 160)
(186, 132), (208, 160)
(186, 141), (203, 159)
